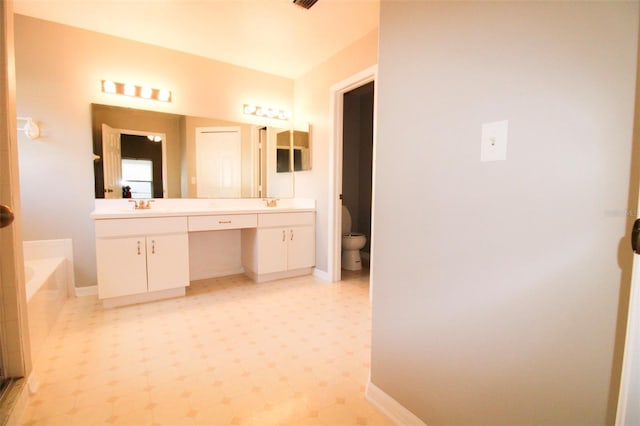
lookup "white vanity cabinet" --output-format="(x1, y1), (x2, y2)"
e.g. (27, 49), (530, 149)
(95, 217), (189, 306)
(92, 200), (317, 306)
(242, 212), (315, 281)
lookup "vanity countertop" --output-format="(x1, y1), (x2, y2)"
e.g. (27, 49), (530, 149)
(91, 198), (316, 220)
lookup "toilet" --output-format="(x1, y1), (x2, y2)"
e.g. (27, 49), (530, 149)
(342, 206), (367, 271)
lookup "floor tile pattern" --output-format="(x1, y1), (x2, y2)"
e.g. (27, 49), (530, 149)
(22, 270), (390, 425)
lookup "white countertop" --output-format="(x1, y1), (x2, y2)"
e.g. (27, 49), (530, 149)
(91, 198), (316, 220)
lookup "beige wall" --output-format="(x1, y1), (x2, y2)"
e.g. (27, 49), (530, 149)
(14, 15), (293, 286)
(372, 2), (638, 425)
(294, 29), (379, 273)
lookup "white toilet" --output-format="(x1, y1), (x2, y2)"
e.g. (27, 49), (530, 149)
(342, 206), (367, 271)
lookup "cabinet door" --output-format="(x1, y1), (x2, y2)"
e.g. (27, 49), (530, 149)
(96, 237), (147, 299)
(146, 233), (190, 292)
(256, 228), (288, 274)
(287, 225), (315, 270)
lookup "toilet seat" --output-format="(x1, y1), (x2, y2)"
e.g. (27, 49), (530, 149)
(343, 232), (364, 237)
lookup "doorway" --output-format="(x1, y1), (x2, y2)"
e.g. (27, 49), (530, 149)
(341, 81), (375, 277)
(97, 125), (167, 199)
(328, 65), (377, 283)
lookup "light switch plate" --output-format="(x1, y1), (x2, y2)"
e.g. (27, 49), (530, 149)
(481, 120), (508, 162)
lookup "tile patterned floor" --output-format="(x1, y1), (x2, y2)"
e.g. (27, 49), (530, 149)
(22, 269), (391, 426)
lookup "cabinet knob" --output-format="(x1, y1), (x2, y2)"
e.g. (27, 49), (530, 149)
(282, 230), (285, 242)
(151, 240), (156, 254)
(291, 229), (294, 241)
(137, 241), (141, 255)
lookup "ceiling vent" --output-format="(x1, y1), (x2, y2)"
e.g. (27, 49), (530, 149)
(293, 0), (318, 9)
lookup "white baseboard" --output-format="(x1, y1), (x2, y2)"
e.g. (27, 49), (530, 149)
(74, 285), (98, 297)
(313, 268), (331, 281)
(26, 372), (39, 395)
(366, 381), (426, 426)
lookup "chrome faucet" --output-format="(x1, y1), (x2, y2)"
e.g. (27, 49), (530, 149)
(128, 199), (155, 210)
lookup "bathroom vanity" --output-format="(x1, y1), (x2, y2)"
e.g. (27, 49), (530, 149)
(91, 199), (315, 308)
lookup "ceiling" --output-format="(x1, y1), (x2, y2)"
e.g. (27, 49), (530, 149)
(12, 0), (380, 79)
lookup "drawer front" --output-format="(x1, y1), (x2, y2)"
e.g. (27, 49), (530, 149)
(258, 212), (315, 228)
(188, 214), (257, 232)
(95, 216), (187, 237)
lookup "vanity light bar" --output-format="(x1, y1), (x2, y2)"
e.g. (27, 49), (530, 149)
(243, 104), (290, 121)
(101, 80), (172, 103)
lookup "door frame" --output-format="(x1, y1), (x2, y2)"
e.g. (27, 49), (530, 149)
(617, 227), (640, 424)
(328, 65), (377, 282)
(0, 0), (31, 381)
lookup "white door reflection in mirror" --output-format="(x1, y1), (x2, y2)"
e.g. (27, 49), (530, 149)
(196, 127), (241, 198)
(101, 123), (122, 199)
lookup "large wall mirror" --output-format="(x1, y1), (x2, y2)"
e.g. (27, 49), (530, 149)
(92, 104), (304, 199)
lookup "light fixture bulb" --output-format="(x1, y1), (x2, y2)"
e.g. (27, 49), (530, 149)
(24, 119), (40, 139)
(158, 89), (171, 102)
(124, 83), (136, 96)
(102, 80), (116, 94)
(140, 86), (152, 99)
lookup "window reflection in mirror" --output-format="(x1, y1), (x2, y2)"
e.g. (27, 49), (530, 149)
(91, 104), (296, 199)
(122, 158), (154, 199)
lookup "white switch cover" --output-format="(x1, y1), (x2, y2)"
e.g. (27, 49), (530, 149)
(481, 120), (508, 162)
